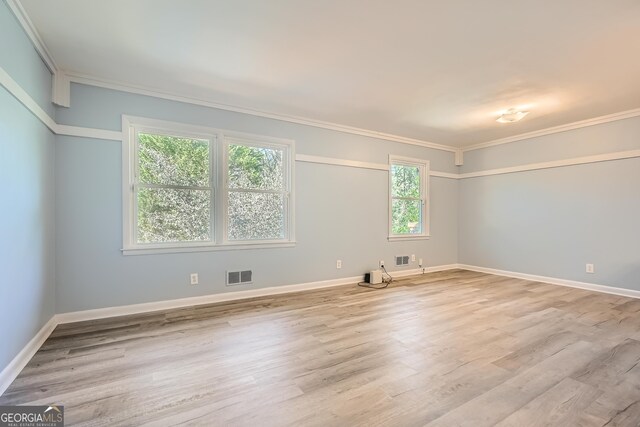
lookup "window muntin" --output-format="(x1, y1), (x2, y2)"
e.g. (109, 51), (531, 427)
(224, 140), (290, 242)
(389, 157), (429, 239)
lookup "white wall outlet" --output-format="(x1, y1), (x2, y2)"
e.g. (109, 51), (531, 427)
(336, 259), (342, 269)
(190, 273), (199, 285)
(411, 254), (416, 262)
(379, 260), (385, 268)
(586, 264), (595, 274)
(419, 258), (423, 267)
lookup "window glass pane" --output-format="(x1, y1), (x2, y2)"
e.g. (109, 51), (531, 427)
(392, 199), (422, 235)
(391, 164), (421, 198)
(228, 144), (284, 190)
(228, 191), (284, 240)
(137, 188), (211, 243)
(139, 133), (210, 187)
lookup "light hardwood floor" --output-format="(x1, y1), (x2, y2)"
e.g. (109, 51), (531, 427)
(2, 269), (640, 426)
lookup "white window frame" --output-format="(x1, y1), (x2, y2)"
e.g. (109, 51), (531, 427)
(122, 116), (295, 255)
(388, 155), (430, 241)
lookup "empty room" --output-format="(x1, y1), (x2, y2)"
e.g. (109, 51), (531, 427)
(1, 0), (640, 425)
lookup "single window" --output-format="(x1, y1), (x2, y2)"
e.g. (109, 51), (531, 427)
(122, 117), (295, 254)
(389, 156), (429, 240)
(224, 139), (291, 242)
(136, 131), (213, 245)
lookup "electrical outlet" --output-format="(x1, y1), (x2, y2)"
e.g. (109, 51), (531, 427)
(379, 260), (385, 268)
(586, 264), (595, 274)
(411, 254), (416, 262)
(190, 273), (199, 285)
(336, 259), (342, 269)
(419, 258), (423, 267)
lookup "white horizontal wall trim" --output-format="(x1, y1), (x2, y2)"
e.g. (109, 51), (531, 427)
(429, 171), (459, 179)
(7, 2), (640, 157)
(66, 71), (457, 153)
(464, 108), (640, 152)
(458, 264), (640, 300)
(296, 154), (387, 171)
(0, 316), (57, 396)
(459, 149), (640, 179)
(0, 65), (56, 131)
(0, 67), (122, 141)
(56, 124), (122, 141)
(3, 63), (638, 181)
(5, 0), (58, 74)
(295, 154), (458, 179)
(45, 76), (640, 158)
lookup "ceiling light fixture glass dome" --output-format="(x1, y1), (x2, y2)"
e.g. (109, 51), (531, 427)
(497, 108), (529, 123)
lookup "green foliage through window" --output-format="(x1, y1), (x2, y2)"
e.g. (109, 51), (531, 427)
(227, 143), (286, 240)
(136, 133), (212, 243)
(390, 163), (423, 235)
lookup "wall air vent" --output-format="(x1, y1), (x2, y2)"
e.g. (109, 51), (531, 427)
(227, 270), (253, 286)
(395, 255), (410, 266)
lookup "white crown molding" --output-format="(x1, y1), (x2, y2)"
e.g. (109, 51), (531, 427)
(6, 0), (454, 150)
(5, 0), (58, 74)
(4, 62), (639, 181)
(459, 149), (640, 179)
(0, 0), (417, 136)
(66, 71), (458, 153)
(7, 0), (640, 153)
(463, 108), (640, 152)
(458, 264), (640, 300)
(0, 315), (57, 396)
(5, 0), (71, 105)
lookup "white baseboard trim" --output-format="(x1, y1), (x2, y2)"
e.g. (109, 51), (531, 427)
(57, 264), (458, 324)
(0, 266), (443, 396)
(390, 264), (460, 279)
(458, 264), (640, 299)
(56, 275), (361, 324)
(0, 316), (58, 396)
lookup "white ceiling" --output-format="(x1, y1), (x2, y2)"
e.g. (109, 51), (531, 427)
(20, 0), (640, 147)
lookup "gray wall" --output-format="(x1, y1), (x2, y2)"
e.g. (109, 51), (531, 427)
(0, 2), (56, 372)
(54, 84), (459, 312)
(459, 116), (640, 290)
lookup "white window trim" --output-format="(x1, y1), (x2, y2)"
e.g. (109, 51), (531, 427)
(121, 115), (295, 255)
(388, 155), (430, 241)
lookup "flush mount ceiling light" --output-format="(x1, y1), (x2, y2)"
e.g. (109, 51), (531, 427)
(496, 108), (529, 123)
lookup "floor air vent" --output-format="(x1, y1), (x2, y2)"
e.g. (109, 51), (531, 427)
(227, 270), (253, 286)
(395, 255), (410, 266)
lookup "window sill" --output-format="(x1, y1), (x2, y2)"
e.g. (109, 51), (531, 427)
(387, 235), (431, 242)
(122, 241), (296, 256)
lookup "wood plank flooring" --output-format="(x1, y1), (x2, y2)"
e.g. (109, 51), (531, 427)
(2, 269), (640, 426)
